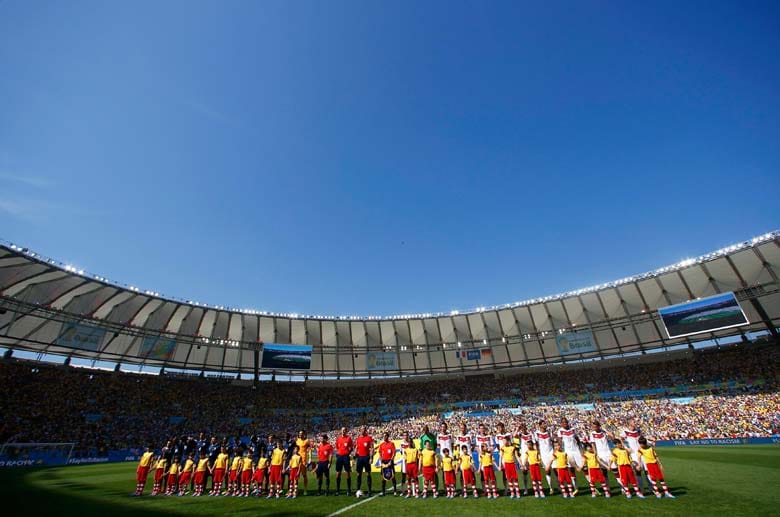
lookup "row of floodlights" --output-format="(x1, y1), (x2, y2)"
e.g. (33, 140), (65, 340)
(198, 337), (241, 347)
(4, 231), (777, 320)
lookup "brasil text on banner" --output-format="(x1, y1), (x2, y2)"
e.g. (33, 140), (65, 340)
(366, 352), (397, 371)
(56, 321), (106, 351)
(555, 329), (596, 356)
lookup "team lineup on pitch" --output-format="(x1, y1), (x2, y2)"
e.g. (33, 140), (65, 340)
(133, 419), (675, 503)
(8, 445), (780, 517)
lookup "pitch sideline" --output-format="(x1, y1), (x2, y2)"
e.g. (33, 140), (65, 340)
(326, 493), (380, 516)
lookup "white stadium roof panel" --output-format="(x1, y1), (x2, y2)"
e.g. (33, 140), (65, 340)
(0, 231), (778, 377)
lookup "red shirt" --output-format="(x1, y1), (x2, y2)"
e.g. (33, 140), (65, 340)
(336, 436), (354, 456)
(317, 443), (334, 462)
(356, 435), (374, 457)
(379, 441), (395, 461)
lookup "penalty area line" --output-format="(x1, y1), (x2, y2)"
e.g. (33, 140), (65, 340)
(326, 494), (380, 516)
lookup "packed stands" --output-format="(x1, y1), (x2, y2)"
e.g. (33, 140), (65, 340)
(0, 341), (777, 457)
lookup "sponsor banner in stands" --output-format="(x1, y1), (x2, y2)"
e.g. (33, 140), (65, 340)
(56, 321), (106, 351)
(452, 399), (516, 408)
(598, 387), (666, 398)
(655, 437), (780, 446)
(139, 336), (177, 361)
(366, 351), (397, 371)
(556, 329), (596, 356)
(465, 411), (495, 417)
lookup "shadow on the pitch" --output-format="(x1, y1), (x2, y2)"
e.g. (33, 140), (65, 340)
(5, 468), (355, 517)
(7, 473), (172, 517)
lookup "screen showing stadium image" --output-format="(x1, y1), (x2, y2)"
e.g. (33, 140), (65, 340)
(658, 292), (749, 339)
(260, 343), (312, 370)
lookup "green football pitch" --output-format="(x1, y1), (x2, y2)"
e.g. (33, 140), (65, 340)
(4, 445), (779, 516)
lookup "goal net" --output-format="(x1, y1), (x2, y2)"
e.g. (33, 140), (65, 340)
(0, 442), (75, 467)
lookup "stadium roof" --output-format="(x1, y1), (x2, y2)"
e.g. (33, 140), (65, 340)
(0, 231), (778, 378)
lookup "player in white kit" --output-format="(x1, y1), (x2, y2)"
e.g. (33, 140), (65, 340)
(475, 423), (493, 488)
(493, 422), (513, 496)
(620, 419), (642, 463)
(515, 422), (533, 495)
(557, 418), (584, 494)
(620, 419), (645, 492)
(436, 422), (453, 493)
(455, 423), (473, 497)
(589, 420), (618, 493)
(437, 422), (454, 457)
(399, 431), (412, 496)
(533, 421), (556, 494)
(455, 423), (474, 458)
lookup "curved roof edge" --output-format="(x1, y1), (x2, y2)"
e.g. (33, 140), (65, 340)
(1, 230), (778, 321)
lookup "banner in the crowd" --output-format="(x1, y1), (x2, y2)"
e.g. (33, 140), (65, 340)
(658, 292), (748, 339)
(573, 403), (595, 410)
(169, 416), (186, 424)
(655, 437), (779, 447)
(465, 411), (495, 417)
(598, 387), (666, 399)
(84, 414), (102, 422)
(452, 399), (514, 408)
(332, 407), (373, 414)
(238, 418), (253, 425)
(56, 321), (106, 351)
(139, 336), (177, 361)
(366, 351), (397, 371)
(261, 343), (312, 370)
(669, 397), (696, 405)
(555, 329), (596, 356)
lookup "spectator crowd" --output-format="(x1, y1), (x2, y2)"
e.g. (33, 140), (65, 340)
(0, 341), (777, 457)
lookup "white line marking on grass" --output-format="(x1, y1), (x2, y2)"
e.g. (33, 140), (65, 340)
(326, 494), (379, 516)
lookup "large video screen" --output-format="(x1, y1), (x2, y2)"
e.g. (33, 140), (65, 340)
(261, 343), (312, 370)
(658, 292), (748, 339)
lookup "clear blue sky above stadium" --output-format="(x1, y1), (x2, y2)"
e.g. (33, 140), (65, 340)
(1, 0), (778, 316)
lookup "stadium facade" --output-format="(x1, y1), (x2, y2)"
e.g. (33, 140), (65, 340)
(0, 231), (778, 380)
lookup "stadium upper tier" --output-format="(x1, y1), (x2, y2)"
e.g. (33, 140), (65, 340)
(0, 231), (778, 378)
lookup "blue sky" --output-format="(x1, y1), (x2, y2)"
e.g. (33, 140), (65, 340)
(1, 0), (778, 316)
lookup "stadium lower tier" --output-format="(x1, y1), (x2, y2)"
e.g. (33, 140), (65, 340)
(0, 341), (777, 456)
